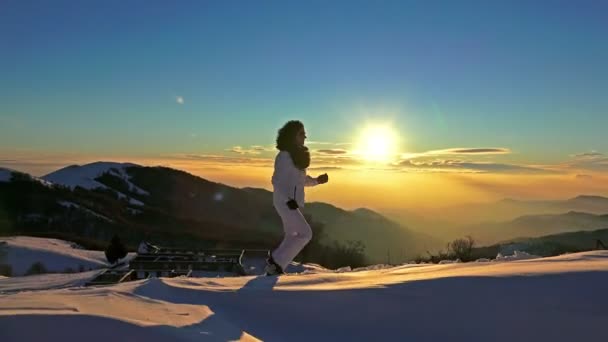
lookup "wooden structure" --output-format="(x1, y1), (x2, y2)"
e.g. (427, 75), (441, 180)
(85, 269), (136, 286)
(85, 247), (270, 286)
(129, 248), (248, 279)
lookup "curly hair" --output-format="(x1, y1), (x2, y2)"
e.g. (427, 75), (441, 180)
(275, 120), (310, 170)
(275, 120), (304, 151)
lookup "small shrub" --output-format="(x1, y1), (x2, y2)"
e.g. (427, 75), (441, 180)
(105, 234), (127, 264)
(25, 261), (48, 275)
(448, 236), (476, 261)
(0, 263), (12, 277)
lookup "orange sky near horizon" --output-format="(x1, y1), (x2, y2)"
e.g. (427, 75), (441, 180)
(2, 148), (607, 213)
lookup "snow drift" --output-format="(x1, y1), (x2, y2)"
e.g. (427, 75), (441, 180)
(0, 236), (134, 276)
(1, 237), (607, 341)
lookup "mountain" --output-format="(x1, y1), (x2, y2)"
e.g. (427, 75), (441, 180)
(305, 203), (440, 263)
(383, 195), (608, 241)
(1, 164), (259, 250)
(500, 227), (608, 256)
(1, 167), (53, 187)
(469, 226), (608, 260)
(379, 208), (453, 241)
(0, 162), (442, 264)
(461, 211), (608, 245)
(459, 195), (608, 221)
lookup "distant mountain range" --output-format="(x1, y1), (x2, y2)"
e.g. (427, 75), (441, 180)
(0, 162), (440, 264)
(383, 195), (608, 243)
(446, 195), (608, 223)
(471, 227), (608, 260)
(510, 227), (608, 254)
(462, 211), (608, 245)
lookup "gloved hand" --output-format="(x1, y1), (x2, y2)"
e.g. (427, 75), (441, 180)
(286, 199), (299, 210)
(317, 173), (329, 184)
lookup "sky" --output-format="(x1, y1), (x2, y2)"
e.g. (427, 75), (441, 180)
(1, 0), (607, 210)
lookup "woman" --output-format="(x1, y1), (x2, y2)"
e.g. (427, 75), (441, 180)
(266, 120), (329, 276)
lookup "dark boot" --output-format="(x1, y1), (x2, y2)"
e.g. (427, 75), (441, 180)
(265, 254), (284, 276)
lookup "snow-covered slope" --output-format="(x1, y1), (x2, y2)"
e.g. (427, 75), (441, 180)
(0, 236), (134, 276)
(42, 162), (148, 205)
(57, 200), (114, 222)
(1, 240), (607, 341)
(0, 168), (12, 182)
(0, 167), (53, 186)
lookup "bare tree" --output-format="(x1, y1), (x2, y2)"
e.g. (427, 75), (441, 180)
(448, 236), (475, 261)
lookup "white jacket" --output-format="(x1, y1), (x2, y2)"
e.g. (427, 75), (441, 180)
(271, 150), (319, 208)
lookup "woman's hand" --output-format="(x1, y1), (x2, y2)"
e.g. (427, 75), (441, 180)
(286, 199), (299, 210)
(317, 173), (329, 184)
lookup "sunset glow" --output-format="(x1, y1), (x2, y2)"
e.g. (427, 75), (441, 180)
(354, 124), (400, 163)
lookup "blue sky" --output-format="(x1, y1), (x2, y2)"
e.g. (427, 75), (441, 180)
(1, 0), (607, 173)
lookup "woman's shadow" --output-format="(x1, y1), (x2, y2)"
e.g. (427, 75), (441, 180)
(237, 274), (279, 293)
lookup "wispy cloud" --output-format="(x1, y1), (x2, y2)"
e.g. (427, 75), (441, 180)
(572, 151), (603, 158)
(559, 151), (608, 172)
(308, 166), (343, 171)
(306, 141), (334, 145)
(397, 159), (555, 174)
(173, 153), (272, 166)
(402, 147), (511, 159)
(568, 157), (608, 172)
(316, 149), (349, 155)
(176, 96), (184, 105)
(306, 141), (353, 147)
(3, 143), (603, 180)
(226, 146), (265, 155)
(439, 148), (511, 155)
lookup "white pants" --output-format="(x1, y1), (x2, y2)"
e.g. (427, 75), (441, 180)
(271, 195), (313, 271)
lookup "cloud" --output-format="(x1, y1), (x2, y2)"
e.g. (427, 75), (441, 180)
(226, 146), (264, 155)
(402, 147), (511, 159)
(440, 148), (511, 154)
(316, 149), (349, 155)
(306, 141), (353, 147)
(175, 153), (272, 166)
(176, 96), (184, 105)
(308, 166), (343, 171)
(568, 157), (608, 172)
(306, 141), (333, 145)
(398, 159), (555, 174)
(559, 151), (608, 172)
(314, 155), (365, 166)
(573, 151), (603, 158)
(576, 174), (593, 180)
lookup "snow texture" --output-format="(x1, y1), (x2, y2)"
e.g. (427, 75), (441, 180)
(0, 167), (53, 186)
(1, 236), (607, 341)
(57, 200), (114, 222)
(495, 250), (541, 261)
(0, 168), (12, 182)
(0, 236), (135, 276)
(42, 162), (148, 204)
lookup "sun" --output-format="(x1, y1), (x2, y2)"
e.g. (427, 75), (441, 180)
(355, 124), (399, 162)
